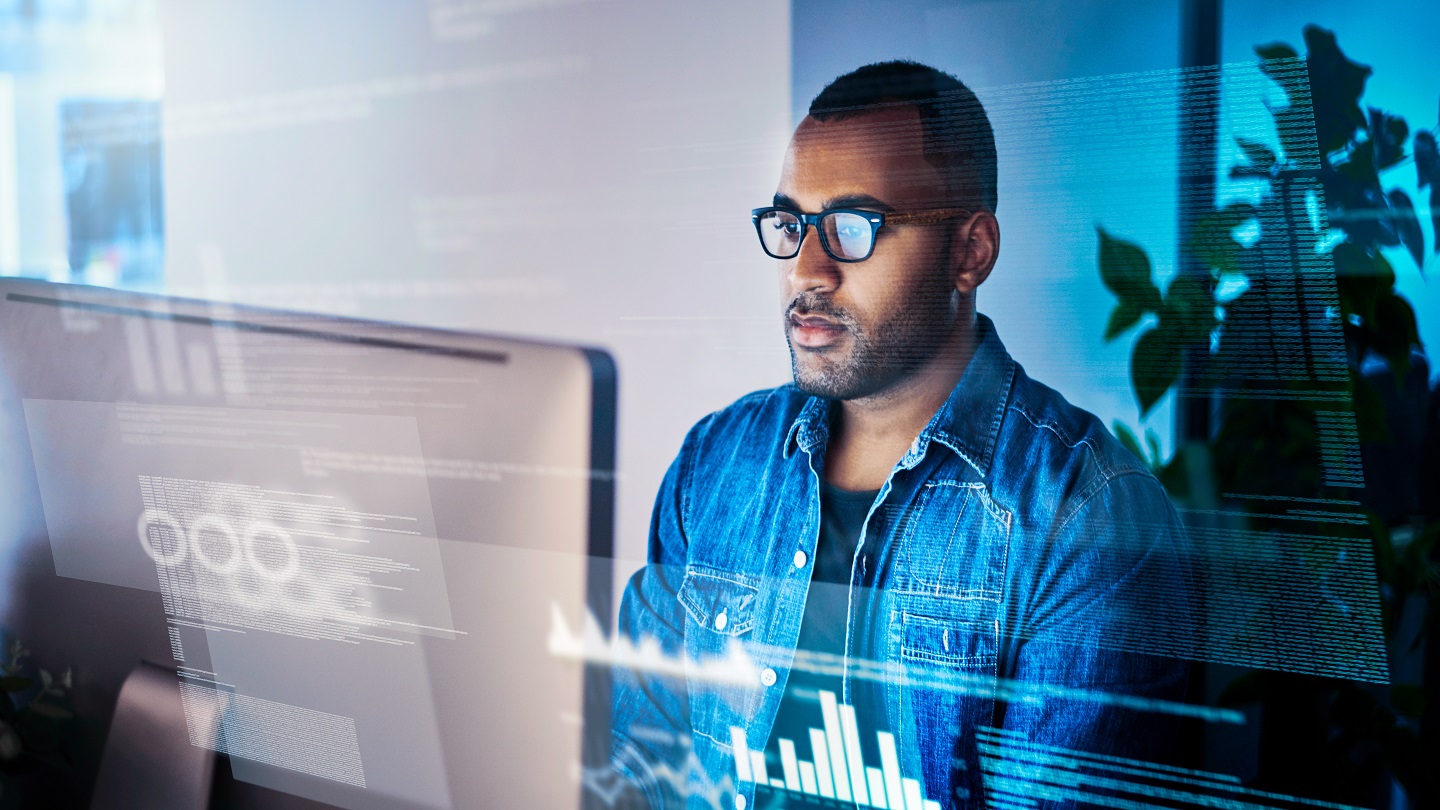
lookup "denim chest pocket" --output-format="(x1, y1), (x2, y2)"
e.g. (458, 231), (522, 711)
(679, 567), (760, 637)
(894, 480), (1010, 598)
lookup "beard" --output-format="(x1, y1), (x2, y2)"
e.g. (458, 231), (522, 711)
(786, 279), (957, 401)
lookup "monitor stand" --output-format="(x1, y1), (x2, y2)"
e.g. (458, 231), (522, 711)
(91, 661), (216, 810)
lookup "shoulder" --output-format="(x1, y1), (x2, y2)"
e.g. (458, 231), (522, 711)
(995, 364), (1166, 521)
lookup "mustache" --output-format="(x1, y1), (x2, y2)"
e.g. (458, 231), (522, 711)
(786, 293), (854, 327)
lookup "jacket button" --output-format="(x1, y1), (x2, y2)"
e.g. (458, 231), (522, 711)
(793, 549), (808, 568)
(760, 668), (777, 687)
(735, 795), (747, 810)
(714, 611), (728, 632)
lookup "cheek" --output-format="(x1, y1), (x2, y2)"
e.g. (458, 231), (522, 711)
(848, 266), (952, 336)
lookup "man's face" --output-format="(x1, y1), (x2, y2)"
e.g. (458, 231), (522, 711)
(775, 107), (962, 401)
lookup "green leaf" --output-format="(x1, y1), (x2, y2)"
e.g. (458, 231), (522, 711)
(1104, 300), (1144, 341)
(1160, 273), (1217, 341)
(1131, 326), (1182, 417)
(1415, 131), (1440, 191)
(1113, 420), (1145, 462)
(1368, 107), (1409, 170)
(1097, 227), (1162, 312)
(1187, 203), (1256, 275)
(1255, 42), (1298, 63)
(1387, 188), (1425, 268)
(1371, 290), (1421, 382)
(1411, 131), (1440, 257)
(1144, 429), (1163, 467)
(1271, 105), (1315, 168)
(1235, 138), (1278, 174)
(1429, 189), (1440, 263)
(1255, 43), (1302, 106)
(1302, 25), (1372, 154)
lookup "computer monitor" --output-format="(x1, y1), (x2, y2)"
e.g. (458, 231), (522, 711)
(0, 278), (615, 809)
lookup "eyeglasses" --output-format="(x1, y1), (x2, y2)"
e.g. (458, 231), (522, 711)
(750, 206), (970, 263)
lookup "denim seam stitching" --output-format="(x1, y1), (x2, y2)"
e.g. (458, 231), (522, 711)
(1008, 401), (1107, 473)
(1052, 467), (1153, 546)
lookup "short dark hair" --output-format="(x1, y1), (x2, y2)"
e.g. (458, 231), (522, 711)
(808, 60), (997, 213)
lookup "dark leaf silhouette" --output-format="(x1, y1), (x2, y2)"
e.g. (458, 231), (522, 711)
(1417, 130), (1440, 189)
(1255, 42), (1298, 63)
(1386, 188), (1425, 270)
(1112, 420), (1145, 462)
(1130, 325), (1181, 417)
(1303, 25), (1372, 153)
(1233, 138), (1278, 177)
(1368, 107), (1409, 170)
(1104, 299), (1144, 341)
(1188, 203), (1256, 276)
(1161, 273), (1217, 341)
(1097, 227), (1161, 311)
(1307, 24), (1370, 152)
(1415, 130), (1440, 254)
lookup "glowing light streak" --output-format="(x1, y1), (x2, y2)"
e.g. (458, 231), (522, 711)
(547, 605), (1244, 724)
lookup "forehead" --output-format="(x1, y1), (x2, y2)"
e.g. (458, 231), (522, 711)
(779, 106), (944, 208)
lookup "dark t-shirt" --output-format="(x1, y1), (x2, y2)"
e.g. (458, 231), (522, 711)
(762, 483), (881, 804)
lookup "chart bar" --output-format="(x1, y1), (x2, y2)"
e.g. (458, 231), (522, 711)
(818, 691), (852, 801)
(749, 693), (945, 809)
(779, 739), (801, 792)
(839, 702), (871, 804)
(866, 767), (888, 809)
(877, 731), (905, 810)
(809, 728), (835, 799)
(749, 750), (768, 786)
(902, 777), (923, 810)
(799, 761), (818, 795)
(730, 727), (752, 783)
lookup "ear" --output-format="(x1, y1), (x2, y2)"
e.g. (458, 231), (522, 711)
(951, 211), (999, 294)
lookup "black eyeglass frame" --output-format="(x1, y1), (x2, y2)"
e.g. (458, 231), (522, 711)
(749, 206), (971, 263)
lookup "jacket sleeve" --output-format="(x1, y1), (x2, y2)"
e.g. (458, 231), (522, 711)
(607, 416), (711, 808)
(984, 470), (1196, 808)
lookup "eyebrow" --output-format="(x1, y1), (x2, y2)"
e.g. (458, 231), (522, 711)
(772, 192), (896, 212)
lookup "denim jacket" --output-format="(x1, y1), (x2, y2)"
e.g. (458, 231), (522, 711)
(610, 314), (1194, 809)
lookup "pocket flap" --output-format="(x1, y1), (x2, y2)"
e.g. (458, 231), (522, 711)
(679, 568), (760, 636)
(901, 607), (998, 667)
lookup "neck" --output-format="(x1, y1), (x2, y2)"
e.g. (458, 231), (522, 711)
(824, 313), (980, 490)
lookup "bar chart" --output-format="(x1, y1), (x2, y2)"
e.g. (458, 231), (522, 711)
(729, 690), (942, 810)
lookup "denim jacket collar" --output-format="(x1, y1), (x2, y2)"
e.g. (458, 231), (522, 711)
(782, 313), (1016, 477)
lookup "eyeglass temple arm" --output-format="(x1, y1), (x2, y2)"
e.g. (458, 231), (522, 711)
(885, 208), (971, 226)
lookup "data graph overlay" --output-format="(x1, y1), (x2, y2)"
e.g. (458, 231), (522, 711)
(731, 690), (942, 810)
(978, 726), (1372, 810)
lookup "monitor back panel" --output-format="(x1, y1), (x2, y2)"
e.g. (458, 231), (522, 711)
(0, 279), (615, 809)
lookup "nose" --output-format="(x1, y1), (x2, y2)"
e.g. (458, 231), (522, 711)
(785, 226), (840, 295)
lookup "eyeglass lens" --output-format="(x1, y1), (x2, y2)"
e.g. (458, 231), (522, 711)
(756, 210), (875, 261)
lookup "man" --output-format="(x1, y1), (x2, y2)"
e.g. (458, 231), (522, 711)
(608, 61), (1194, 810)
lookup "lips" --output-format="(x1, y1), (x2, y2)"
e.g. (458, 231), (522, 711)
(789, 312), (846, 349)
